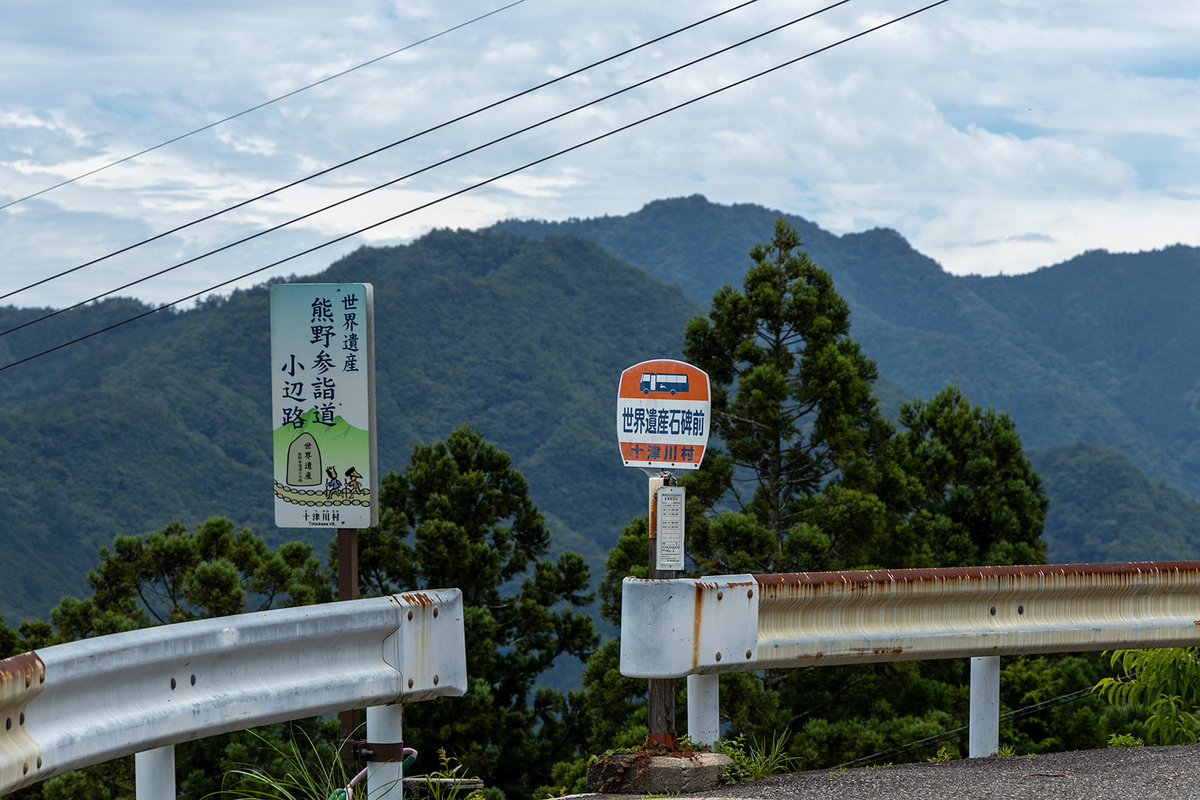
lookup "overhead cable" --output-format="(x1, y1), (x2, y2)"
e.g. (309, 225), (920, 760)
(833, 678), (1125, 770)
(0, 0), (530, 212)
(0, 0), (767, 305)
(0, 0), (848, 339)
(0, 0), (952, 374)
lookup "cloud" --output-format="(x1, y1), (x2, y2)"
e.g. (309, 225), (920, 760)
(1, 0), (1199, 308)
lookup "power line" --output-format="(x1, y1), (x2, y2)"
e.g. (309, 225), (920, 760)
(832, 678), (1124, 770)
(0, 0), (767, 305)
(0, 0), (952, 374)
(0, 0), (530, 212)
(0, 0), (834, 338)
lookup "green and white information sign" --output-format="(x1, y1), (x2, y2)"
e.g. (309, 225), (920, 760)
(270, 283), (377, 528)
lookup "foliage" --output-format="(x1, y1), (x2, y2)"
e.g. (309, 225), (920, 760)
(496, 196), (1200, 561)
(421, 750), (487, 800)
(2, 516), (338, 800)
(206, 728), (354, 800)
(51, 517), (331, 640)
(344, 426), (598, 800)
(10, 203), (1200, 621)
(567, 218), (1076, 778)
(925, 747), (953, 763)
(681, 216), (890, 575)
(1030, 442), (1200, 563)
(1097, 648), (1200, 745)
(0, 229), (698, 621)
(997, 653), (1129, 756)
(889, 385), (1048, 567)
(1107, 733), (1144, 748)
(714, 730), (799, 784)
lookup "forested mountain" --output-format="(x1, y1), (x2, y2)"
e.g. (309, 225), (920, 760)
(1029, 442), (1200, 563)
(493, 196), (1200, 511)
(0, 231), (700, 619)
(6, 196), (1200, 618)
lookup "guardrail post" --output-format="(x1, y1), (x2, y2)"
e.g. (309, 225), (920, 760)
(968, 656), (1000, 757)
(367, 703), (404, 800)
(686, 674), (719, 747)
(135, 745), (175, 800)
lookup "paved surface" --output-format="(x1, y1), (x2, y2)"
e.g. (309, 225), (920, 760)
(574, 744), (1200, 800)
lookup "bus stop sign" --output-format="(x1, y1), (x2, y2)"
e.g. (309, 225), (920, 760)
(617, 359), (710, 470)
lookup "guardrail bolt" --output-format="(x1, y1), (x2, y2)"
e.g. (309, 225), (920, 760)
(408, 610), (413, 620)
(748, 589), (754, 599)
(717, 590), (723, 601)
(170, 678), (176, 690)
(191, 674), (196, 686)
(19, 714), (24, 726)
(990, 607), (996, 616)
(434, 674), (440, 685)
(1018, 606), (1025, 614)
(6, 718), (10, 730)
(433, 607), (439, 618)
(408, 678), (414, 688)
(745, 649), (752, 659)
(715, 652), (722, 661)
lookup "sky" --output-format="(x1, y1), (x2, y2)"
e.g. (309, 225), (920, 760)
(2, 0), (1199, 311)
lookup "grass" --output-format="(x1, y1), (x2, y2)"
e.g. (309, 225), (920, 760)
(714, 729), (799, 784)
(422, 749), (486, 800)
(206, 729), (363, 800)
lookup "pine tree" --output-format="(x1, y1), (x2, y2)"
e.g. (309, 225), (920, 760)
(348, 425), (598, 800)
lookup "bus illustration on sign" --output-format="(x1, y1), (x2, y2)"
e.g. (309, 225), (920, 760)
(640, 372), (689, 395)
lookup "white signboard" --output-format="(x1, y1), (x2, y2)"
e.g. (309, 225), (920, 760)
(270, 283), (377, 528)
(617, 359), (711, 470)
(655, 486), (685, 571)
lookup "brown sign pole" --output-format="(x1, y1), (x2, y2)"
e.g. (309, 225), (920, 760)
(339, 528), (360, 750)
(615, 358), (709, 752)
(646, 472), (677, 750)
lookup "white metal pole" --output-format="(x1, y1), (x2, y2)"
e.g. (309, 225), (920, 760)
(968, 656), (1001, 757)
(135, 746), (175, 800)
(686, 674), (720, 747)
(367, 704), (404, 800)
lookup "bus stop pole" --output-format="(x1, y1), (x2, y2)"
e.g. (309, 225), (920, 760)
(646, 471), (677, 750)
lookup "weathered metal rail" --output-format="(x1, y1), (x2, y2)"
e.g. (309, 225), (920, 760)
(0, 590), (467, 798)
(620, 562), (1200, 756)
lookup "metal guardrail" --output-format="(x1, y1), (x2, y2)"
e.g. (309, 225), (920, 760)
(0, 590), (466, 797)
(620, 562), (1200, 756)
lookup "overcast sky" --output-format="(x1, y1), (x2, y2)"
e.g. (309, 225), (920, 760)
(3, 0), (1199, 311)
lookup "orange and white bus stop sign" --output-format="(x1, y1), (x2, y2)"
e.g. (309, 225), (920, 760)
(617, 359), (710, 470)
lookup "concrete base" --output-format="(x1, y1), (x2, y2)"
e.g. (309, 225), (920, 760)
(586, 753), (731, 794)
(402, 777), (484, 799)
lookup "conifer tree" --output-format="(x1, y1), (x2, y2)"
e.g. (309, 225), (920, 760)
(681, 217), (895, 574)
(350, 425), (598, 800)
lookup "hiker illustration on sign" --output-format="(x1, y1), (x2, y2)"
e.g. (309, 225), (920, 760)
(617, 359), (710, 470)
(270, 283), (378, 528)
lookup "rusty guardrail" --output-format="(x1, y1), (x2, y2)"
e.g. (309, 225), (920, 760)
(620, 562), (1200, 756)
(0, 590), (467, 798)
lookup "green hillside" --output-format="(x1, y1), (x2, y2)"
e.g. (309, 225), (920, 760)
(1030, 442), (1200, 563)
(0, 230), (703, 619)
(8, 198), (1200, 618)
(493, 196), (1200, 526)
(492, 198), (1199, 488)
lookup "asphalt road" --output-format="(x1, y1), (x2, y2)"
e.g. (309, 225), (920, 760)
(581, 743), (1200, 800)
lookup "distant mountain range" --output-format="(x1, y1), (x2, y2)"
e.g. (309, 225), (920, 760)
(4, 195), (1200, 619)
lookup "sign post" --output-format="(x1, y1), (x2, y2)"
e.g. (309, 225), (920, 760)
(271, 282), (378, 751)
(617, 359), (710, 749)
